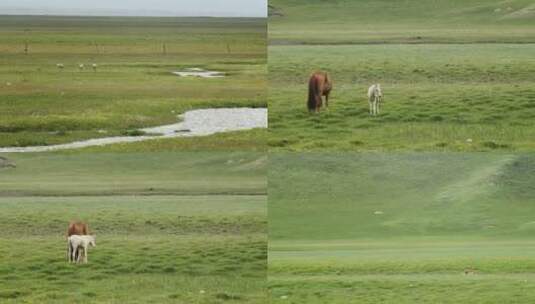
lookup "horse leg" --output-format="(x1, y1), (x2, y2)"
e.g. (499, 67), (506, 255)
(74, 247), (79, 263)
(369, 101), (373, 115)
(325, 93), (329, 108)
(84, 246), (88, 263)
(70, 243), (74, 263)
(377, 97), (381, 115)
(71, 246), (76, 263)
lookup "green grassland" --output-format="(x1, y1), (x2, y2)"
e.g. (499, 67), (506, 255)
(0, 152), (267, 303)
(0, 16), (266, 149)
(269, 153), (535, 303)
(268, 0), (535, 151)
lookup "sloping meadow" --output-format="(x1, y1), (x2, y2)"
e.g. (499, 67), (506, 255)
(268, 152), (535, 303)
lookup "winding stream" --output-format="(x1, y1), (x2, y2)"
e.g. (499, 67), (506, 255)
(0, 108), (267, 153)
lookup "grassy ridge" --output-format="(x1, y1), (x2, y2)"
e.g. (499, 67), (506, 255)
(269, 0), (535, 44)
(0, 152), (267, 303)
(268, 153), (535, 303)
(0, 16), (266, 149)
(0, 152), (266, 196)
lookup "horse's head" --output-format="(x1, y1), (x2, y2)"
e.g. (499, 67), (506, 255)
(376, 84), (383, 101)
(89, 235), (96, 247)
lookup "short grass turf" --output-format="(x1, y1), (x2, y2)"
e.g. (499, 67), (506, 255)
(0, 152), (267, 303)
(268, 0), (535, 152)
(268, 152), (535, 303)
(0, 15), (266, 149)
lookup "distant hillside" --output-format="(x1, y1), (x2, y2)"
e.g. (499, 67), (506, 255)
(269, 153), (535, 240)
(269, 0), (535, 44)
(268, 4), (284, 17)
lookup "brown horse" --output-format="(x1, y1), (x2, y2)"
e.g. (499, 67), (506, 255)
(67, 221), (89, 262)
(67, 221), (88, 236)
(307, 72), (332, 112)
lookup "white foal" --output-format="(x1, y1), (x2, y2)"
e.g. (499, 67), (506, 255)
(367, 84), (383, 116)
(68, 235), (96, 263)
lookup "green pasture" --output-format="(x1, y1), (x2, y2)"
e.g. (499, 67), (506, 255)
(269, 152), (535, 303)
(268, 0), (535, 151)
(0, 152), (267, 303)
(269, 44), (535, 151)
(269, 43), (535, 152)
(0, 16), (266, 149)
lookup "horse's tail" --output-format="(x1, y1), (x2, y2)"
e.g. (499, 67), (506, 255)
(308, 75), (319, 111)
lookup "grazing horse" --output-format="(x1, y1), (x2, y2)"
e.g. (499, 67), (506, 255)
(307, 72), (332, 112)
(68, 235), (96, 264)
(367, 84), (383, 116)
(67, 221), (89, 262)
